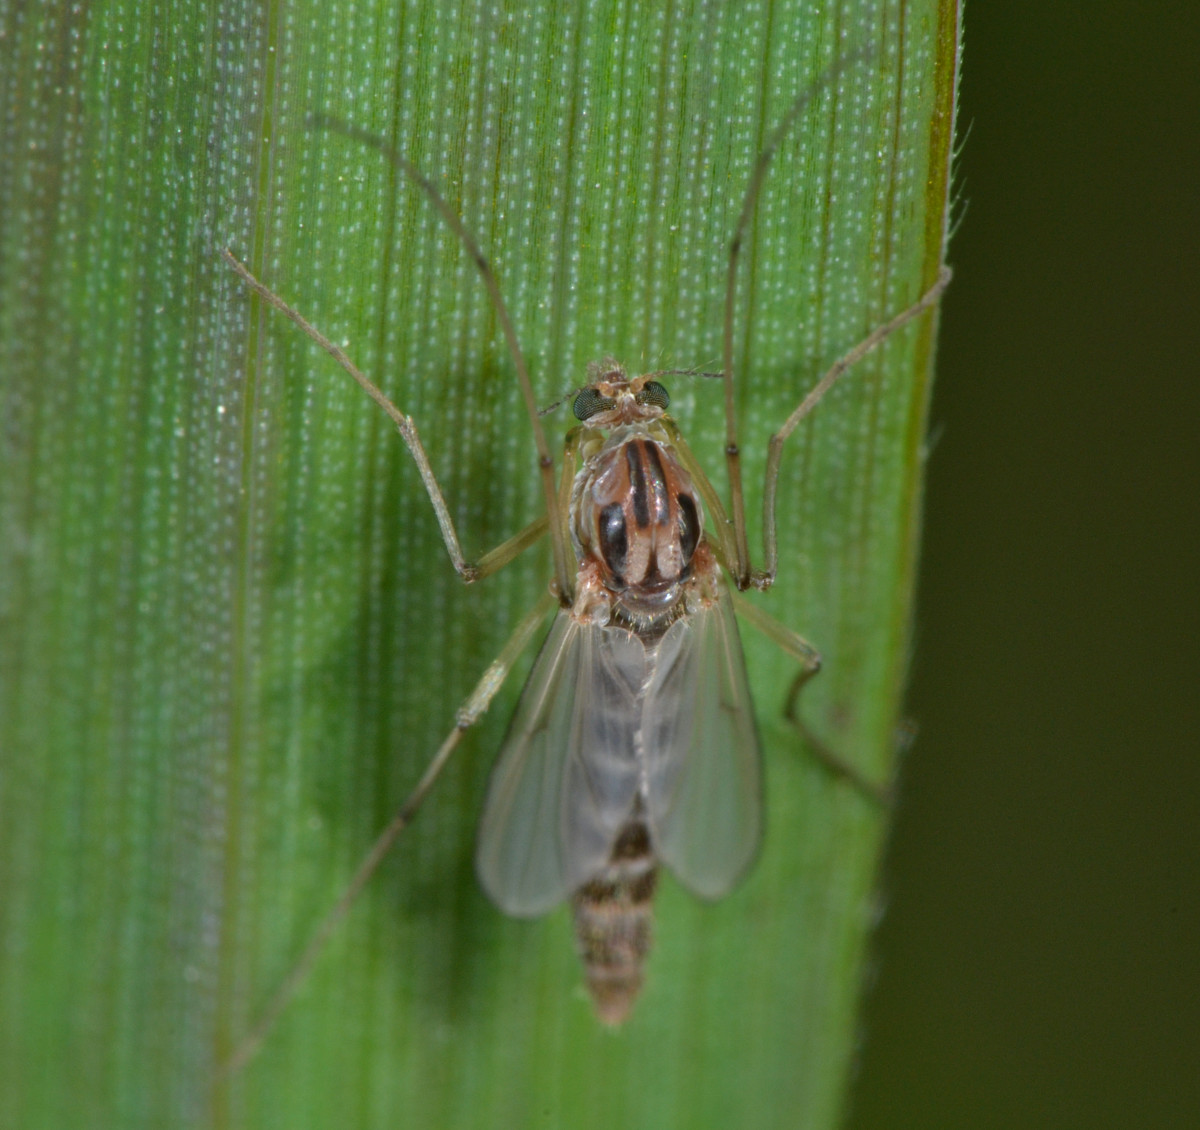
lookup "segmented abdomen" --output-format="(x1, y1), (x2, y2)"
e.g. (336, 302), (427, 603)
(570, 819), (658, 1025)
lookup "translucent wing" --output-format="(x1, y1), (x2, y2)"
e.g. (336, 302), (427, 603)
(475, 610), (648, 917)
(643, 582), (762, 899)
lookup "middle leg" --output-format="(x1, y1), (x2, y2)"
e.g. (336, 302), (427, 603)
(733, 594), (894, 806)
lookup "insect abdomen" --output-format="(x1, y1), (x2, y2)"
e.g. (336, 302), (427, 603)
(570, 819), (658, 1025)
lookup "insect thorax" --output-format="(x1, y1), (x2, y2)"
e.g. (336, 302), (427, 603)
(571, 418), (708, 628)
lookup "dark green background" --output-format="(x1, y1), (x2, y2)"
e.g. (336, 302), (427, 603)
(850, 5), (1199, 1128)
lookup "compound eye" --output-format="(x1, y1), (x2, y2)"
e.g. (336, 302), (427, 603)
(573, 387), (616, 421)
(635, 380), (670, 410)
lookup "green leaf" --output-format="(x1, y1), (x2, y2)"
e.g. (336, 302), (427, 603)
(0, 2), (958, 1128)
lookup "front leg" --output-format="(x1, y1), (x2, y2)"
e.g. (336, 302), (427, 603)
(757, 267), (953, 588)
(223, 249), (546, 584)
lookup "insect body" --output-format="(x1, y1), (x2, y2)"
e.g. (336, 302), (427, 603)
(221, 62), (950, 1070)
(477, 363), (759, 1022)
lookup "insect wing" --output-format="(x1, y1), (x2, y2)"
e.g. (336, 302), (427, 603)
(475, 611), (646, 917)
(643, 583), (763, 899)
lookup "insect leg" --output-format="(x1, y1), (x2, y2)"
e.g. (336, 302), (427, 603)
(720, 49), (875, 590)
(308, 116), (575, 603)
(471, 514), (550, 582)
(758, 266), (953, 587)
(223, 249), (545, 583)
(733, 593), (892, 807)
(222, 590), (557, 1077)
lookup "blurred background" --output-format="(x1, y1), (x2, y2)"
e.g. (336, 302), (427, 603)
(849, 4), (1200, 1128)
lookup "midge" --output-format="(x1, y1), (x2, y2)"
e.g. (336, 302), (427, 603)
(222, 68), (949, 1069)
